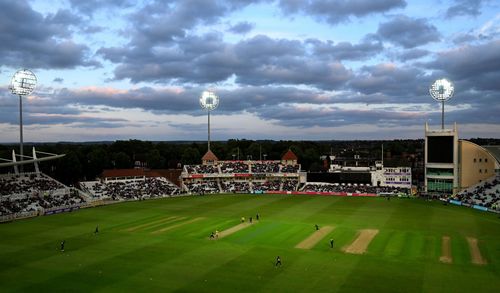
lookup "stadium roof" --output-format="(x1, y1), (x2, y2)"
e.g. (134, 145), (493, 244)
(202, 150), (218, 161)
(483, 146), (500, 164)
(282, 149), (298, 161)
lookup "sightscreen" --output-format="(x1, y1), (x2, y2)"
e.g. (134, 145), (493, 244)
(427, 136), (454, 163)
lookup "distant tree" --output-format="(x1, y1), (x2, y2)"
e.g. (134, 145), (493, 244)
(86, 147), (109, 178)
(181, 147), (200, 165)
(308, 162), (322, 172)
(113, 152), (132, 169)
(146, 149), (164, 169)
(55, 151), (82, 185)
(246, 142), (261, 160)
(227, 147), (240, 160)
(303, 147), (320, 171)
(209, 142), (225, 159)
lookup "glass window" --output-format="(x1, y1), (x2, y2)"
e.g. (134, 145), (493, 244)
(479, 158), (482, 162)
(479, 169), (482, 173)
(474, 158), (476, 163)
(485, 158), (488, 162)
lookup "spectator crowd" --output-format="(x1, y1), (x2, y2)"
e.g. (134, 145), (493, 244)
(185, 161), (300, 174)
(301, 183), (409, 195)
(1, 174), (87, 218)
(451, 178), (500, 211)
(80, 177), (180, 201)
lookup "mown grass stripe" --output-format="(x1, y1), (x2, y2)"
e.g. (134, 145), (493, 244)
(151, 217), (205, 235)
(125, 216), (180, 232)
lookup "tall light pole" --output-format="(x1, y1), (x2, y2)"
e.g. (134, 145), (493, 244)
(10, 69), (37, 171)
(199, 90), (219, 151)
(429, 78), (454, 129)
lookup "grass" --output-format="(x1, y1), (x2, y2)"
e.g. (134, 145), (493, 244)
(0, 194), (499, 292)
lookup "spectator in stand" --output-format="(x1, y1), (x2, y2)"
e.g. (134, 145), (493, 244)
(251, 162), (280, 173)
(221, 162), (249, 173)
(281, 165), (299, 173)
(302, 183), (409, 196)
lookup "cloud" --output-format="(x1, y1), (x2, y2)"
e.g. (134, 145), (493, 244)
(446, 0), (485, 18)
(377, 15), (440, 48)
(277, 0), (406, 24)
(0, 0), (99, 69)
(395, 49), (430, 61)
(125, 0), (263, 48)
(227, 21), (255, 34)
(100, 33), (352, 89)
(51, 85), (340, 116)
(426, 40), (500, 91)
(452, 14), (500, 44)
(0, 86), (128, 127)
(68, 0), (134, 16)
(349, 63), (431, 99)
(82, 25), (105, 34)
(307, 36), (384, 61)
(252, 102), (439, 129)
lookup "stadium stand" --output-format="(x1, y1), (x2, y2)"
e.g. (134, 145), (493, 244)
(252, 180), (281, 192)
(185, 165), (219, 174)
(282, 179), (299, 191)
(451, 177), (500, 211)
(221, 162), (250, 173)
(0, 173), (65, 196)
(251, 162), (280, 173)
(281, 165), (299, 173)
(79, 177), (180, 201)
(301, 182), (409, 195)
(181, 149), (303, 194)
(0, 173), (87, 219)
(185, 180), (219, 194)
(181, 161), (302, 194)
(220, 180), (251, 193)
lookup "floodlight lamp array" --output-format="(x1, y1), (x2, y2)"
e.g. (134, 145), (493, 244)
(429, 78), (454, 102)
(10, 69), (37, 96)
(200, 90), (219, 111)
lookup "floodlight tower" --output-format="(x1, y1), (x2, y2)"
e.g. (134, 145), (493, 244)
(10, 69), (37, 168)
(199, 90), (219, 151)
(429, 78), (454, 129)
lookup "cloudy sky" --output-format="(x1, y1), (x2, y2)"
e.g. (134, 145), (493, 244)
(0, 0), (499, 142)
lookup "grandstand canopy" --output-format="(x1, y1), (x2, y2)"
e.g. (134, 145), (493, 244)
(0, 147), (65, 174)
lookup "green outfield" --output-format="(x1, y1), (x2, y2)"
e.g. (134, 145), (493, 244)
(1, 195), (499, 292)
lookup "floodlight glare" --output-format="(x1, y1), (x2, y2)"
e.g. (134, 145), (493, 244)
(200, 90), (219, 111)
(429, 78), (454, 102)
(10, 69), (37, 96)
(429, 78), (454, 129)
